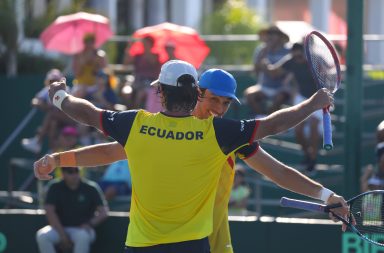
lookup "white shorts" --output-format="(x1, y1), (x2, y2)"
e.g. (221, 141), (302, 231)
(293, 94), (322, 120)
(261, 86), (289, 98)
(293, 94), (323, 134)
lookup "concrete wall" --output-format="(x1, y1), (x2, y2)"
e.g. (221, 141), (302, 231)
(0, 209), (371, 253)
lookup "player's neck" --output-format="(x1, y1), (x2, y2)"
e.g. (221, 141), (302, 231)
(162, 110), (191, 117)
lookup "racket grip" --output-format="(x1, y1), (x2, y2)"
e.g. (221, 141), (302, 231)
(322, 109), (333, 150)
(280, 197), (327, 213)
(324, 202), (343, 212)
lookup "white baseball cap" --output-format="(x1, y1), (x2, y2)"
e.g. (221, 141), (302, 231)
(151, 60), (198, 87)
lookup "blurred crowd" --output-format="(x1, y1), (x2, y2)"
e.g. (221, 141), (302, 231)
(14, 23), (383, 253)
(19, 25), (380, 213)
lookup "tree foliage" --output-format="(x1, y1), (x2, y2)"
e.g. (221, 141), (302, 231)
(24, 0), (89, 38)
(201, 0), (264, 65)
(0, 0), (18, 50)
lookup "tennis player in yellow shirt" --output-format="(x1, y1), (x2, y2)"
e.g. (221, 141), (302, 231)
(35, 61), (349, 253)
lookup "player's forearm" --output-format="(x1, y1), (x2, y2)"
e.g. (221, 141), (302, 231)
(272, 165), (323, 199)
(60, 95), (103, 130)
(245, 148), (324, 199)
(53, 142), (126, 167)
(256, 99), (314, 138)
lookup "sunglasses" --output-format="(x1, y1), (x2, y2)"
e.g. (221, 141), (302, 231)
(62, 168), (79, 174)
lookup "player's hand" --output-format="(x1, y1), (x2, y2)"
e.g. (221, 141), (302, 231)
(326, 194), (351, 232)
(34, 154), (56, 180)
(48, 78), (67, 102)
(310, 88), (334, 111)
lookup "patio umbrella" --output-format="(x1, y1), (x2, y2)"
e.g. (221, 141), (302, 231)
(40, 12), (113, 54)
(129, 22), (210, 68)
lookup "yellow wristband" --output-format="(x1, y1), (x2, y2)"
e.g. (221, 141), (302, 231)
(59, 152), (77, 167)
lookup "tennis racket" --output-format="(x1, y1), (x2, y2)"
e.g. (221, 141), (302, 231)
(280, 190), (384, 247)
(304, 31), (341, 150)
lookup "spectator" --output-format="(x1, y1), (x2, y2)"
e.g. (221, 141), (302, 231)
(98, 160), (131, 202)
(72, 33), (107, 99)
(360, 121), (384, 192)
(269, 43), (321, 172)
(244, 25), (291, 116)
(334, 43), (346, 65)
(115, 75), (135, 110)
(87, 70), (119, 110)
(21, 69), (75, 154)
(36, 167), (108, 253)
(377, 120), (384, 143)
(52, 126), (79, 152)
(52, 126), (88, 179)
(361, 143), (384, 192)
(164, 40), (177, 61)
(123, 35), (161, 109)
(229, 166), (251, 216)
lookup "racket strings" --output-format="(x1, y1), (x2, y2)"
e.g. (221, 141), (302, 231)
(351, 193), (384, 242)
(307, 36), (339, 92)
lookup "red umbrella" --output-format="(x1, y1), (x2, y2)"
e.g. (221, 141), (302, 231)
(40, 12), (113, 54)
(129, 22), (210, 68)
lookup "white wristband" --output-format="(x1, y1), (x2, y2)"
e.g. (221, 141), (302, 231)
(52, 90), (69, 110)
(319, 187), (334, 202)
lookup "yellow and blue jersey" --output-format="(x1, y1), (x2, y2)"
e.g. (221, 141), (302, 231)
(209, 143), (259, 253)
(101, 109), (258, 247)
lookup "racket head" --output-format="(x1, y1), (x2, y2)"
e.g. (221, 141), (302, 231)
(304, 31), (341, 94)
(342, 190), (384, 247)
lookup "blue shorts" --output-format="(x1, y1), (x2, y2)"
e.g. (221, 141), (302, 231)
(124, 237), (210, 253)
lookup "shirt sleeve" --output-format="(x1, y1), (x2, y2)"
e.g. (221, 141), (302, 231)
(236, 142), (260, 160)
(213, 117), (259, 155)
(101, 110), (138, 146)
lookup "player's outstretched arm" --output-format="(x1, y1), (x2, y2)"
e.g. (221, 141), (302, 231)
(34, 142), (126, 180)
(48, 79), (103, 131)
(244, 147), (324, 198)
(244, 146), (349, 229)
(243, 146), (345, 204)
(254, 88), (334, 140)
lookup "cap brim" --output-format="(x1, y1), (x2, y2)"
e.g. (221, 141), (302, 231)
(209, 88), (241, 104)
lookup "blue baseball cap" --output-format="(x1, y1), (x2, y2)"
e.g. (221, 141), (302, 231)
(199, 69), (240, 103)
